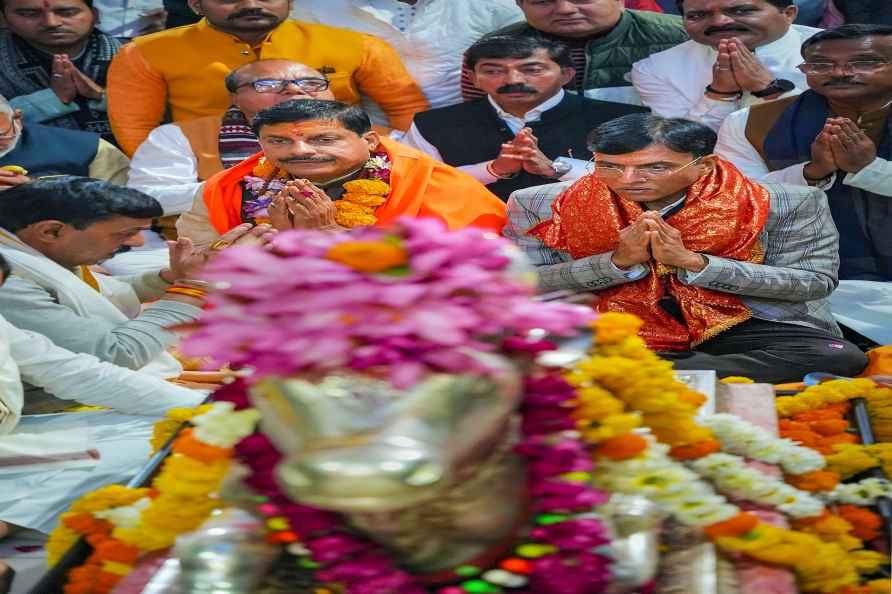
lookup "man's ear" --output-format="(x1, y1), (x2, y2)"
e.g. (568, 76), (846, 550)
(700, 154), (719, 175)
(362, 130), (380, 152)
(560, 66), (576, 88)
(27, 220), (69, 243)
(187, 0), (203, 16)
(781, 4), (798, 24)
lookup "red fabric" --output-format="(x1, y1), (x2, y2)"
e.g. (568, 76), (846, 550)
(531, 159), (770, 351)
(626, 0), (664, 12)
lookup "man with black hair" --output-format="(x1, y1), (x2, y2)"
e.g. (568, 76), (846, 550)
(505, 113), (866, 382)
(716, 24), (892, 281)
(403, 35), (644, 201)
(461, 0), (688, 106)
(178, 99), (507, 247)
(106, 0), (429, 156)
(632, 0), (820, 130)
(0, 177), (273, 407)
(0, 0), (120, 142)
(0, 247), (204, 538)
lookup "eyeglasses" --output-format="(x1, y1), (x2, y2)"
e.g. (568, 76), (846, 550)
(797, 61), (890, 75)
(0, 118), (18, 140)
(240, 77), (331, 94)
(596, 156), (704, 178)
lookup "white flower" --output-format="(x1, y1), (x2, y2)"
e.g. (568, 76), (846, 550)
(192, 402), (261, 448)
(94, 497), (151, 529)
(702, 413), (826, 475)
(831, 478), (892, 505)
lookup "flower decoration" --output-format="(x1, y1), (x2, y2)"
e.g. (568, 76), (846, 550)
(182, 218), (594, 388)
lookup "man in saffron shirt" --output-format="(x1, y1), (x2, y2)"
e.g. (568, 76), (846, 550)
(504, 113), (866, 383)
(177, 100), (506, 247)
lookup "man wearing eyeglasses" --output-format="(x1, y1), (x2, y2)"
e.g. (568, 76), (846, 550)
(106, 0), (429, 157)
(109, 59), (334, 272)
(0, 94), (128, 191)
(631, 0), (820, 131)
(716, 24), (892, 281)
(505, 113), (867, 383)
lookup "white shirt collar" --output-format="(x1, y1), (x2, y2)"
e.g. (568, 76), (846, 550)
(487, 89), (566, 125)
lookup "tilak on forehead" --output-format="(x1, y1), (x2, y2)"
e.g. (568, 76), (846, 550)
(262, 120), (345, 136)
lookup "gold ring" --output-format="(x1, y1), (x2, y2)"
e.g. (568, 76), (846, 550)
(209, 239), (232, 251)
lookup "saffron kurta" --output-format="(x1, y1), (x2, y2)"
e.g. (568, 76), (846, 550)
(107, 18), (429, 155)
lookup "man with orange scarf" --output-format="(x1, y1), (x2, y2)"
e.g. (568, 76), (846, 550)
(176, 99), (506, 248)
(504, 113), (866, 383)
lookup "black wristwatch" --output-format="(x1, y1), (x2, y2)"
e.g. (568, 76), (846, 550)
(751, 79), (795, 98)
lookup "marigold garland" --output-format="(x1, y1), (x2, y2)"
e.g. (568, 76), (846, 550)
(570, 313), (889, 594)
(45, 403), (259, 594)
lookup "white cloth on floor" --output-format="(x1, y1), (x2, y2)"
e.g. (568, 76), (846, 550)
(0, 315), (204, 532)
(0, 411), (155, 533)
(829, 281), (892, 345)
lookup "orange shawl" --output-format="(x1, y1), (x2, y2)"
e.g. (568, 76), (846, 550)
(202, 136), (506, 234)
(531, 159), (770, 351)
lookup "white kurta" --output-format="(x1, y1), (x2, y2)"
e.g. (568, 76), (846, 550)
(0, 316), (204, 532)
(715, 105), (892, 195)
(290, 0), (524, 123)
(630, 24), (821, 131)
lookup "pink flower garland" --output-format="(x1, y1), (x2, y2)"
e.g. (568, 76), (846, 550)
(213, 372), (615, 594)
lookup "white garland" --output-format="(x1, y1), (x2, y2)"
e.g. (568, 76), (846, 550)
(690, 453), (825, 518)
(594, 436), (740, 527)
(701, 413), (825, 475)
(192, 401), (260, 448)
(826, 478), (892, 506)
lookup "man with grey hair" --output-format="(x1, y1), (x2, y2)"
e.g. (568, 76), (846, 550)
(0, 94), (128, 190)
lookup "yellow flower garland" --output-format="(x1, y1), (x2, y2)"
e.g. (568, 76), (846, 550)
(335, 179), (390, 228)
(570, 313), (888, 594)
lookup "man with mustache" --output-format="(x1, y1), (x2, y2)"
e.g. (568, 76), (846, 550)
(461, 0), (688, 106)
(716, 24), (892, 281)
(177, 99), (507, 245)
(631, 0), (820, 130)
(0, 0), (120, 143)
(106, 0), (429, 157)
(105, 59), (334, 273)
(0, 176), (274, 385)
(504, 113), (866, 383)
(403, 35), (644, 201)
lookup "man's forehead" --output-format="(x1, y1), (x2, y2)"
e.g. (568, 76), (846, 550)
(806, 36), (892, 58)
(598, 145), (693, 163)
(90, 217), (152, 231)
(245, 63), (322, 81)
(7, 0), (87, 10)
(683, 0), (768, 11)
(476, 50), (555, 68)
(261, 119), (348, 135)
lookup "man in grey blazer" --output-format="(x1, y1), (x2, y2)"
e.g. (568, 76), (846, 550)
(504, 114), (866, 383)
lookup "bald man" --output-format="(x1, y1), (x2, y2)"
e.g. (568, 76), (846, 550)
(105, 59), (336, 275)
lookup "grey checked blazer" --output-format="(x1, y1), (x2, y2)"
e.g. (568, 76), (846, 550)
(505, 180), (843, 337)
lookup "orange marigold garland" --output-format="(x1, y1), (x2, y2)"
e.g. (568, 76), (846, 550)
(44, 403), (260, 594)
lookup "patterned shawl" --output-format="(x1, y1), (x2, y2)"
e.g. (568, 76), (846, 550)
(531, 159), (770, 351)
(0, 30), (120, 140)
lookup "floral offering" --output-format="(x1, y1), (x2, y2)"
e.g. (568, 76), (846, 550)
(181, 217), (594, 387)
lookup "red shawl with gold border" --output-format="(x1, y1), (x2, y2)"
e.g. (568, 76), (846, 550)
(530, 159), (770, 351)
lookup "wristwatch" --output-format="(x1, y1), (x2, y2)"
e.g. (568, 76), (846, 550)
(549, 157), (573, 179)
(751, 79), (795, 98)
